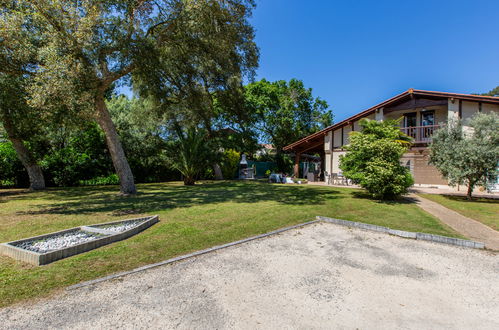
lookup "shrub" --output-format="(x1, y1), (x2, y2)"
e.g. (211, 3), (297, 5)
(166, 127), (216, 185)
(340, 119), (414, 199)
(220, 149), (240, 179)
(79, 174), (119, 186)
(0, 141), (28, 187)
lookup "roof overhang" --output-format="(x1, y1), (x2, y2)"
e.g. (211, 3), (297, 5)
(284, 89), (499, 152)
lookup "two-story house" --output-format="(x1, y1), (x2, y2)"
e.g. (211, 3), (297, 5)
(283, 89), (499, 187)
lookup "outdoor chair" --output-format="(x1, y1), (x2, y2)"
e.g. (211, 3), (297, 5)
(336, 172), (350, 186)
(324, 171), (332, 185)
(331, 173), (339, 185)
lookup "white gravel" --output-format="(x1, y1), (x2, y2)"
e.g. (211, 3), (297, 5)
(12, 220), (147, 253)
(98, 220), (146, 233)
(12, 231), (102, 253)
(1, 222), (498, 329)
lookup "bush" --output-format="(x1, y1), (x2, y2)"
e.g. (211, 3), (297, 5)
(79, 174), (120, 186)
(166, 127), (216, 185)
(220, 149), (240, 179)
(340, 119), (414, 199)
(0, 141), (28, 187)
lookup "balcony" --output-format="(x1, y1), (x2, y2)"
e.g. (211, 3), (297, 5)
(400, 124), (442, 144)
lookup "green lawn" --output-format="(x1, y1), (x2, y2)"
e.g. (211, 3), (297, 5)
(420, 194), (499, 231)
(0, 181), (459, 307)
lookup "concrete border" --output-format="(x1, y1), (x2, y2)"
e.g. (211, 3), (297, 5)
(316, 216), (485, 249)
(0, 215), (159, 266)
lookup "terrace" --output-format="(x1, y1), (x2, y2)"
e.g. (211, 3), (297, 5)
(400, 124), (442, 144)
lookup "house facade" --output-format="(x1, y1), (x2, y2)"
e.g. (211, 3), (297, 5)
(284, 89), (499, 187)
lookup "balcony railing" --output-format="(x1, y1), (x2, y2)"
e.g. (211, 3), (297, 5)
(400, 125), (442, 143)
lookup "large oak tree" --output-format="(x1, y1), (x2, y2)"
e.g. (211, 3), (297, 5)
(0, 2), (46, 190)
(0, 75), (46, 190)
(1, 0), (257, 194)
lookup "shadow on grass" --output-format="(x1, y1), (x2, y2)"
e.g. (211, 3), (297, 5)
(351, 191), (416, 205)
(440, 194), (499, 204)
(12, 181), (344, 216)
(0, 188), (30, 201)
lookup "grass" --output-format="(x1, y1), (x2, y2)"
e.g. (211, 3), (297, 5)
(0, 181), (459, 308)
(419, 193), (499, 231)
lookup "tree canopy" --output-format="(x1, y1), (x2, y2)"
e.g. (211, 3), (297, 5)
(480, 86), (499, 97)
(0, 0), (258, 193)
(340, 119), (413, 199)
(245, 79), (332, 150)
(429, 112), (499, 199)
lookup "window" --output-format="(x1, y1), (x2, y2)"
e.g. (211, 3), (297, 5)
(421, 110), (435, 126)
(403, 113), (417, 139)
(421, 110), (435, 140)
(403, 112), (417, 127)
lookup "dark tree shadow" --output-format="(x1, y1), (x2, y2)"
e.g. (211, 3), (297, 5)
(351, 191), (415, 205)
(0, 189), (31, 204)
(12, 181), (344, 216)
(439, 194), (499, 203)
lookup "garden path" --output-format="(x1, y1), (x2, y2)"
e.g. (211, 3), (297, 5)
(410, 194), (499, 250)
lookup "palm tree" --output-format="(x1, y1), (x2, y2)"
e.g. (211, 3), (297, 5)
(167, 126), (215, 185)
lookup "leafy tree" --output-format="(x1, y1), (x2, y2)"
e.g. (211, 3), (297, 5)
(480, 86), (499, 97)
(107, 95), (178, 183)
(40, 123), (113, 186)
(0, 75), (46, 190)
(0, 141), (27, 187)
(245, 79), (332, 170)
(166, 126), (216, 185)
(429, 112), (499, 199)
(133, 0), (259, 177)
(0, 5), (47, 190)
(340, 119), (414, 199)
(2, 0), (257, 194)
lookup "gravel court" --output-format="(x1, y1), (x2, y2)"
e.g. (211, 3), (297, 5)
(1, 222), (498, 329)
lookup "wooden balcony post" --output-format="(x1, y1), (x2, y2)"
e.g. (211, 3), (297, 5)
(294, 153), (301, 178)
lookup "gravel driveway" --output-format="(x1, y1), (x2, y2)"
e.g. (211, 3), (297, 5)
(1, 222), (498, 329)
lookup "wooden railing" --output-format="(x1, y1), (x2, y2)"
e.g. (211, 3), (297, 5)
(400, 125), (442, 143)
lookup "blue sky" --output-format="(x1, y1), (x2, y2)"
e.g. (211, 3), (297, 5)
(250, 0), (499, 122)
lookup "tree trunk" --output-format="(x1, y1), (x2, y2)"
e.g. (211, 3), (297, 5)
(95, 94), (136, 195)
(10, 137), (45, 190)
(184, 176), (196, 185)
(466, 183), (473, 200)
(1, 120), (45, 190)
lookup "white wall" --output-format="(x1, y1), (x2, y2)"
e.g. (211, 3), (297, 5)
(324, 153), (332, 176)
(332, 151), (346, 174)
(324, 131), (333, 151)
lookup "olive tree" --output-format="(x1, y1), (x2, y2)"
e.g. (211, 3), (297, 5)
(429, 112), (499, 199)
